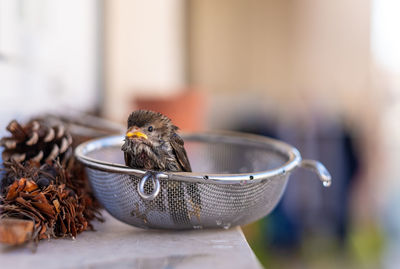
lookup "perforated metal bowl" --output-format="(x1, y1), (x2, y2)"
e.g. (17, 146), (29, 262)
(75, 131), (331, 230)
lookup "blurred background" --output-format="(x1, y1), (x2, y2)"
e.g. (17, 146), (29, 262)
(1, 0), (400, 268)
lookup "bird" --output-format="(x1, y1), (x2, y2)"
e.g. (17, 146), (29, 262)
(121, 110), (191, 172)
(121, 110), (199, 227)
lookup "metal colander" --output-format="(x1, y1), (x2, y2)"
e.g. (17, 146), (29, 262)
(75, 131), (331, 230)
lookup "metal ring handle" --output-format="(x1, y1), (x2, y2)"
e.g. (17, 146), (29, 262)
(137, 172), (161, 200)
(300, 159), (332, 187)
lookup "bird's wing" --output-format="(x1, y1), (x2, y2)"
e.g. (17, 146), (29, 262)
(170, 133), (192, 172)
(124, 151), (132, 167)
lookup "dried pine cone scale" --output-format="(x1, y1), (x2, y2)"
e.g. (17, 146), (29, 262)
(0, 120), (72, 164)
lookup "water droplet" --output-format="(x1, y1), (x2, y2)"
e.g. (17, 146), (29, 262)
(216, 220), (222, 226)
(203, 175), (209, 180)
(323, 180), (331, 187)
(223, 223), (231, 230)
(282, 169), (286, 175)
(193, 225), (203, 229)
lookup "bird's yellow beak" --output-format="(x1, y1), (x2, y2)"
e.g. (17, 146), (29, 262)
(126, 131), (148, 140)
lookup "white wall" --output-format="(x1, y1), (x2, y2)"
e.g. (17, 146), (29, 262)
(0, 0), (99, 135)
(104, 0), (186, 122)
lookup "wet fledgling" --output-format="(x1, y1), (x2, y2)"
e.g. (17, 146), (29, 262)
(121, 110), (192, 172)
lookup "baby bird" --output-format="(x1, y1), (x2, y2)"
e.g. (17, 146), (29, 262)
(122, 110), (200, 226)
(121, 110), (191, 172)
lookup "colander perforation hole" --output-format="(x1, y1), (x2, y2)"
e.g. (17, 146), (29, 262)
(143, 178), (155, 195)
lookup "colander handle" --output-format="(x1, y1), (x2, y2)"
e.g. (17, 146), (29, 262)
(137, 172), (162, 200)
(300, 159), (332, 187)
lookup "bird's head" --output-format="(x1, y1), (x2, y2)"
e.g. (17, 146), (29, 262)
(123, 110), (177, 149)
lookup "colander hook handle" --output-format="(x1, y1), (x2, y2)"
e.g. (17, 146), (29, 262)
(137, 172), (161, 200)
(300, 160), (332, 187)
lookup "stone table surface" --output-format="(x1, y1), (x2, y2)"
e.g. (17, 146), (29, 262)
(0, 211), (262, 269)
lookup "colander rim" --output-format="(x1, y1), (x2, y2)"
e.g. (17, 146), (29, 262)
(74, 131), (302, 184)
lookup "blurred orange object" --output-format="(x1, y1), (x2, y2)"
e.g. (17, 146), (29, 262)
(0, 218), (34, 246)
(134, 91), (207, 132)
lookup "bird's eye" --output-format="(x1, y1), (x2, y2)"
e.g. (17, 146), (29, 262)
(148, 126), (153, 132)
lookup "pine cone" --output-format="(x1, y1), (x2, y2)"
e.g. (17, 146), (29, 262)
(0, 119), (73, 165)
(0, 115), (106, 246)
